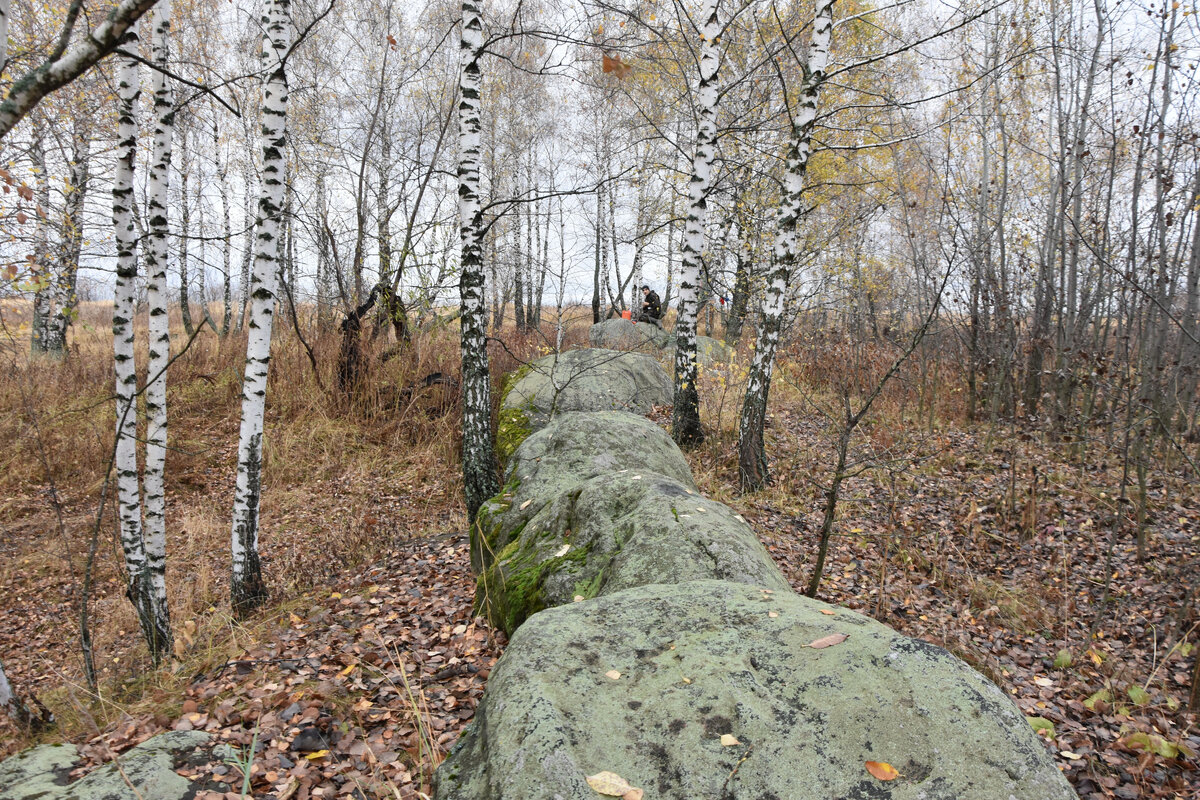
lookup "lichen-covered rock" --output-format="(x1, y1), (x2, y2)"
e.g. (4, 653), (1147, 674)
(588, 318), (674, 351)
(477, 471), (790, 633)
(0, 732), (218, 800)
(61, 731), (212, 800)
(0, 743), (80, 800)
(471, 412), (695, 574)
(435, 580), (1077, 800)
(499, 348), (671, 435)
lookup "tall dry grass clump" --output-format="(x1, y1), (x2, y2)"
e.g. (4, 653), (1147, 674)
(0, 301), (478, 746)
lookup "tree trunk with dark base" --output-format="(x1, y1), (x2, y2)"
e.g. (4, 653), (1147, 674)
(671, 0), (722, 449)
(738, 0), (834, 491)
(458, 0), (499, 522)
(231, 0), (291, 617)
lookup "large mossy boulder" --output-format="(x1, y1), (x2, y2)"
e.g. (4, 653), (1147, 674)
(435, 580), (1076, 800)
(498, 348), (672, 444)
(588, 318), (674, 351)
(472, 412), (695, 575)
(477, 471), (791, 633)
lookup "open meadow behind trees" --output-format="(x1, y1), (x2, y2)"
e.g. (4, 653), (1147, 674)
(0, 301), (1196, 799)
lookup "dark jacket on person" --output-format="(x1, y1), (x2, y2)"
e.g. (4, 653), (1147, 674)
(642, 290), (661, 320)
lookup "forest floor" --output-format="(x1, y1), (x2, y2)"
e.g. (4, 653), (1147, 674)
(0, 311), (1197, 799)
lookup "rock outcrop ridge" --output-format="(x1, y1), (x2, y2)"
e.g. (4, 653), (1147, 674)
(441, 351), (1076, 799)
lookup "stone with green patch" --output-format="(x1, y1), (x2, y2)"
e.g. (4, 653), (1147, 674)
(476, 471), (790, 633)
(435, 580), (1077, 800)
(470, 412), (695, 575)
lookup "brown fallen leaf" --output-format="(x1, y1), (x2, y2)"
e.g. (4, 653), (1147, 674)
(865, 761), (899, 780)
(520, 499), (533, 510)
(820, 609), (837, 616)
(587, 771), (635, 796)
(807, 633), (848, 649)
(720, 734), (740, 746)
(622, 789), (644, 800)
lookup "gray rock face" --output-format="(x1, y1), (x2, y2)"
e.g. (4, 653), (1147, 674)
(588, 318), (674, 351)
(477, 469), (790, 633)
(0, 743), (79, 800)
(435, 580), (1077, 800)
(500, 348), (671, 436)
(61, 731), (213, 800)
(472, 412), (695, 574)
(0, 731), (216, 800)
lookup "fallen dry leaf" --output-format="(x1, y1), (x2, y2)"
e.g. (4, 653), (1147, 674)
(807, 633), (848, 649)
(720, 734), (740, 746)
(865, 761), (899, 780)
(622, 789), (644, 800)
(768, 611), (780, 618)
(605, 670), (621, 680)
(820, 609), (837, 616)
(520, 499), (533, 510)
(586, 771), (635, 796)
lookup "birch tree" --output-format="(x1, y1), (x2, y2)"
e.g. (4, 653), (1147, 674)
(230, 0), (291, 616)
(458, 0), (499, 523)
(671, 0), (721, 447)
(111, 32), (171, 660)
(737, 0), (834, 490)
(141, 0), (175, 652)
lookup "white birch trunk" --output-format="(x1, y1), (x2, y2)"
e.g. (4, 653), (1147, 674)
(0, 657), (33, 726)
(671, 0), (722, 447)
(140, 0), (174, 657)
(0, 0), (10, 76)
(111, 32), (160, 652)
(459, 0), (499, 529)
(738, 0), (834, 490)
(29, 122), (51, 355)
(230, 0), (290, 616)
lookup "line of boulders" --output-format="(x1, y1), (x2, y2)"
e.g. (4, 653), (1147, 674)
(436, 332), (1077, 799)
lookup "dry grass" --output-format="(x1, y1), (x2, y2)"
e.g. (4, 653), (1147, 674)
(0, 300), (484, 752)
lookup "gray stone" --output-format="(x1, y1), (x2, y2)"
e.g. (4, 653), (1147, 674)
(588, 318), (674, 351)
(435, 580), (1077, 800)
(61, 730), (211, 800)
(666, 334), (734, 367)
(473, 412), (695, 574)
(499, 348), (672, 438)
(477, 471), (790, 633)
(0, 743), (80, 800)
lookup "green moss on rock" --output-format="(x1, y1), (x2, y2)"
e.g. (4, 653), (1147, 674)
(496, 404), (533, 464)
(478, 542), (592, 634)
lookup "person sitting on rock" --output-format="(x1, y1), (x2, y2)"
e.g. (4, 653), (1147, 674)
(639, 285), (662, 326)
